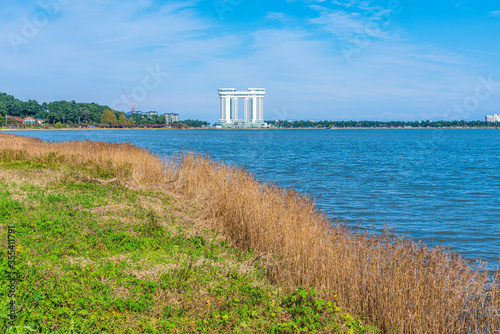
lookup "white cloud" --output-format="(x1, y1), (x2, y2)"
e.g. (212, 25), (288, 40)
(310, 9), (367, 40)
(0, 0), (496, 122)
(309, 5), (394, 41)
(0, 1), (215, 104)
(266, 12), (285, 20)
(488, 10), (500, 17)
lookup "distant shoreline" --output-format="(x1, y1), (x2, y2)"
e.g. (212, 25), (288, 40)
(0, 126), (498, 131)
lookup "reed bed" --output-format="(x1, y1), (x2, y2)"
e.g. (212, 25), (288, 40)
(2, 133), (499, 332)
(168, 153), (500, 333)
(0, 133), (166, 184)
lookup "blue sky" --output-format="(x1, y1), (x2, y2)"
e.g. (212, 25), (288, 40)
(1, 0), (500, 122)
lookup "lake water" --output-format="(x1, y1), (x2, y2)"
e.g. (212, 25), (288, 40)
(4, 129), (500, 269)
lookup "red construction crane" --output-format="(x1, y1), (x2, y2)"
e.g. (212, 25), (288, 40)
(121, 87), (136, 113)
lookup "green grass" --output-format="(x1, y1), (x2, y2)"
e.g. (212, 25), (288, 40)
(0, 158), (378, 333)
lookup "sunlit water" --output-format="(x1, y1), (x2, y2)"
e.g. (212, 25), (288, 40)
(5, 129), (500, 269)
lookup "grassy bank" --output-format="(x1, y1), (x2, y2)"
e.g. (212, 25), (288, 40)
(0, 133), (372, 333)
(1, 133), (499, 333)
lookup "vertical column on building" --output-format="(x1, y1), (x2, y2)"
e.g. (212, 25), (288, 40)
(255, 96), (260, 123)
(225, 97), (231, 122)
(244, 98), (251, 123)
(231, 98), (238, 122)
(262, 97), (264, 122)
(256, 96), (263, 123)
(220, 96), (226, 122)
(251, 95), (257, 123)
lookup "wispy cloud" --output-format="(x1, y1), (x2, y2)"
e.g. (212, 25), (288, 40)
(308, 3), (396, 44)
(310, 9), (369, 40)
(330, 0), (392, 15)
(265, 11), (296, 23)
(0, 0), (497, 122)
(488, 10), (500, 17)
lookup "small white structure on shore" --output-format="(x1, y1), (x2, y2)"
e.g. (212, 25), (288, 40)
(485, 114), (500, 123)
(217, 88), (266, 127)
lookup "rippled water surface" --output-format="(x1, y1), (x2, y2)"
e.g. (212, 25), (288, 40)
(6, 129), (500, 268)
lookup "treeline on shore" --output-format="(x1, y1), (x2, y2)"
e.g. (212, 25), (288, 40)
(1, 91), (495, 129)
(266, 119), (496, 128)
(0, 92), (208, 128)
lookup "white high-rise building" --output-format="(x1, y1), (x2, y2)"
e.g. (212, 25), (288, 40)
(218, 88), (266, 127)
(485, 114), (500, 123)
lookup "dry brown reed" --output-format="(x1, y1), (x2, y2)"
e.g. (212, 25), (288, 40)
(0, 133), (166, 184)
(168, 153), (500, 333)
(1, 133), (499, 332)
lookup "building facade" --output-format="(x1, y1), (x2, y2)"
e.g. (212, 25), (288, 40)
(217, 88), (266, 127)
(22, 117), (35, 125)
(142, 111), (159, 117)
(485, 114), (500, 123)
(165, 113), (179, 124)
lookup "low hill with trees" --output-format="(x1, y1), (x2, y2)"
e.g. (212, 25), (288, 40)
(0, 92), (169, 127)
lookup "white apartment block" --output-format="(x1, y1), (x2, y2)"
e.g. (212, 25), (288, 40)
(485, 114), (500, 123)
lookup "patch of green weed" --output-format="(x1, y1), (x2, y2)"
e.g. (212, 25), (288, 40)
(0, 161), (378, 333)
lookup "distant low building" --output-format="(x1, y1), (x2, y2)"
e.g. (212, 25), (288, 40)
(164, 113), (179, 124)
(142, 111), (158, 117)
(485, 114), (500, 123)
(35, 118), (44, 125)
(23, 117), (36, 125)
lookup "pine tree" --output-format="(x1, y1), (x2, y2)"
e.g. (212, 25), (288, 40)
(100, 109), (118, 125)
(0, 101), (7, 116)
(99, 110), (108, 124)
(99, 112), (107, 124)
(118, 112), (127, 125)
